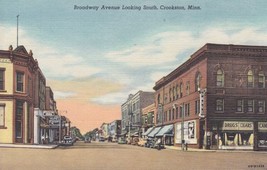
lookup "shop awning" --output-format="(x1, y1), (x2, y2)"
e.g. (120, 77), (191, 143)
(143, 127), (154, 136)
(148, 127), (162, 138)
(156, 124), (173, 137)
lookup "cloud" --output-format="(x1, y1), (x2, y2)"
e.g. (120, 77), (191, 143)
(0, 24), (101, 80)
(105, 26), (267, 69)
(47, 77), (123, 103)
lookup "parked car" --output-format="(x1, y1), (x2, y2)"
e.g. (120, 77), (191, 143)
(99, 137), (105, 142)
(61, 136), (74, 146)
(84, 137), (91, 143)
(137, 138), (146, 147)
(118, 137), (127, 144)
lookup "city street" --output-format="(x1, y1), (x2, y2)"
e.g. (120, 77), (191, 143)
(0, 141), (267, 170)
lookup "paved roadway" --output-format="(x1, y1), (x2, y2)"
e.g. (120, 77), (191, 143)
(0, 141), (267, 170)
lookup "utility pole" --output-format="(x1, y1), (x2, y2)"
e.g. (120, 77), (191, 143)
(16, 15), (19, 47)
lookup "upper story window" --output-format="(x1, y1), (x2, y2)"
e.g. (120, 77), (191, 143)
(186, 81), (190, 95)
(172, 87), (175, 101)
(247, 99), (254, 112)
(216, 69), (224, 87)
(237, 99), (244, 112)
(176, 85), (179, 99)
(169, 88), (172, 102)
(0, 69), (5, 91)
(157, 94), (161, 105)
(195, 72), (201, 91)
(216, 99), (224, 112)
(247, 70), (254, 88)
(180, 82), (183, 98)
(0, 104), (5, 127)
(16, 72), (24, 92)
(258, 100), (265, 114)
(258, 71), (265, 88)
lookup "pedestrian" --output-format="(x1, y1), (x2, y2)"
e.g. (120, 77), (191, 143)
(156, 138), (161, 150)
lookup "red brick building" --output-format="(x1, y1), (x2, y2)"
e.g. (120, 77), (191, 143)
(153, 43), (267, 150)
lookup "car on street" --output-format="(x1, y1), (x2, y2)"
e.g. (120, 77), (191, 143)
(117, 137), (127, 144)
(99, 137), (105, 142)
(61, 136), (74, 146)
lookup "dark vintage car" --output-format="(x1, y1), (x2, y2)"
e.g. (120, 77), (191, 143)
(61, 136), (74, 146)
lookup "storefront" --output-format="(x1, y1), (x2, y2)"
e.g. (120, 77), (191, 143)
(155, 124), (174, 145)
(175, 120), (197, 145)
(210, 121), (267, 150)
(257, 122), (267, 149)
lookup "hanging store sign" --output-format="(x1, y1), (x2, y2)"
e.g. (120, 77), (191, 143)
(222, 121), (253, 131)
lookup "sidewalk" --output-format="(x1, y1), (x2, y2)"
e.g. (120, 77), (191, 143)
(164, 145), (267, 153)
(0, 143), (58, 149)
(164, 145), (215, 152)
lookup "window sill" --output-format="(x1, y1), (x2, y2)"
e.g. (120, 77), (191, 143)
(0, 90), (7, 92)
(0, 126), (7, 129)
(235, 112), (244, 114)
(215, 111), (224, 114)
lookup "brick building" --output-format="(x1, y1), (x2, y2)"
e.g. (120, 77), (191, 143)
(153, 43), (267, 150)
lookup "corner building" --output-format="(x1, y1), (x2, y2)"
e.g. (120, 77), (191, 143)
(153, 43), (267, 151)
(0, 46), (37, 144)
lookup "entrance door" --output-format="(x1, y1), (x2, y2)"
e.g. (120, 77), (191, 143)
(15, 100), (23, 143)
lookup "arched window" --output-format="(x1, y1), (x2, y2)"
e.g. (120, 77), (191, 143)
(216, 69), (224, 87)
(258, 71), (265, 88)
(180, 82), (183, 97)
(247, 70), (254, 88)
(172, 87), (175, 101)
(157, 94), (160, 105)
(169, 88), (172, 102)
(195, 72), (201, 91)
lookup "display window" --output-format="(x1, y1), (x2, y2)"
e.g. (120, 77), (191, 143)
(258, 132), (267, 147)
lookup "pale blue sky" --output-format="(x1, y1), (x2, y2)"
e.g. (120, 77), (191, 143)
(1, 0), (267, 104)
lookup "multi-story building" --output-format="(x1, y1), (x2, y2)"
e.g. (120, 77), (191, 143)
(0, 45), (37, 144)
(121, 91), (154, 138)
(0, 45), (69, 145)
(141, 103), (155, 136)
(108, 120), (121, 142)
(153, 43), (267, 151)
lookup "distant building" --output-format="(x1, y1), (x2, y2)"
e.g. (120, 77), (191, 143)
(153, 43), (267, 151)
(108, 120), (121, 142)
(141, 103), (155, 136)
(121, 91), (154, 138)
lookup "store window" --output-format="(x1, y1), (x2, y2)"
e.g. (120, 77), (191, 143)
(247, 100), (254, 112)
(216, 69), (224, 87)
(16, 72), (24, 92)
(0, 68), (5, 91)
(258, 71), (265, 88)
(258, 100), (265, 113)
(237, 100), (244, 112)
(247, 70), (254, 88)
(216, 99), (224, 112)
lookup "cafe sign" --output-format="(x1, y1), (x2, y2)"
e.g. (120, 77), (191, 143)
(223, 121), (253, 131)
